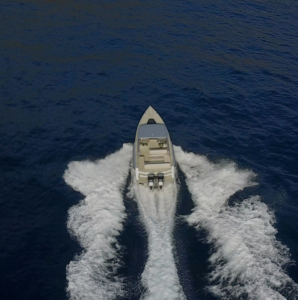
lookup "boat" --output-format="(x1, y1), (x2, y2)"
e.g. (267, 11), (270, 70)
(133, 106), (176, 189)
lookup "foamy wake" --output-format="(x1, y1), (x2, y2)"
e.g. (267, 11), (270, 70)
(174, 146), (298, 300)
(129, 180), (185, 300)
(63, 144), (132, 300)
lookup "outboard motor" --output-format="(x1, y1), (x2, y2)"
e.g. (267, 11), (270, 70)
(157, 173), (164, 189)
(148, 173), (155, 190)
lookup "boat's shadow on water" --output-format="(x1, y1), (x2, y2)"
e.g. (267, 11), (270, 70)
(174, 165), (218, 300)
(116, 171), (148, 300)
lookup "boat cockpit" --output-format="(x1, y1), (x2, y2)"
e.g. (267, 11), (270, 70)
(135, 124), (174, 188)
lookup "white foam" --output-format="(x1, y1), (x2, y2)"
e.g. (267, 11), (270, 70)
(129, 179), (185, 300)
(63, 144), (132, 300)
(175, 146), (298, 300)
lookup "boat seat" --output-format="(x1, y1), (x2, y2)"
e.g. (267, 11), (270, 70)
(148, 139), (159, 148)
(140, 138), (148, 143)
(164, 153), (170, 163)
(144, 162), (171, 170)
(139, 156), (145, 169)
(148, 155), (164, 162)
(139, 145), (149, 161)
(149, 149), (167, 156)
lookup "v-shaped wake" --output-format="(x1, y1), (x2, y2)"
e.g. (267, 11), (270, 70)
(63, 144), (298, 300)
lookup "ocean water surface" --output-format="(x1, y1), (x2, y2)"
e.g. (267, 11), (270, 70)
(1, 0), (298, 299)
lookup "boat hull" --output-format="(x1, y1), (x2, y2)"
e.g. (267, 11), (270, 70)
(133, 106), (176, 188)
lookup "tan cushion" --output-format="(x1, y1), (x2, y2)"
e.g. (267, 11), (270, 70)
(164, 153), (170, 163)
(149, 149), (167, 156)
(148, 139), (159, 148)
(144, 162), (171, 170)
(139, 156), (145, 169)
(140, 145), (149, 161)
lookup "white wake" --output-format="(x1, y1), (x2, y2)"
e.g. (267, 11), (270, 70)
(63, 144), (132, 300)
(175, 146), (298, 300)
(129, 180), (185, 300)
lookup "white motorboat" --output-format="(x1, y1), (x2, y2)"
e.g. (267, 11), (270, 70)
(133, 106), (176, 189)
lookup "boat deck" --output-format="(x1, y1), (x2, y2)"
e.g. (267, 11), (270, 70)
(138, 138), (171, 173)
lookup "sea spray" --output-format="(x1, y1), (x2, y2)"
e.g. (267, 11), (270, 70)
(128, 179), (186, 300)
(175, 146), (298, 300)
(64, 144), (132, 300)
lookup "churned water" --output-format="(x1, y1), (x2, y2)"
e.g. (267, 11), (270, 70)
(1, 0), (298, 299)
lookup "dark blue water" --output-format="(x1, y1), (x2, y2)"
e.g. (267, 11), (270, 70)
(1, 0), (298, 299)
